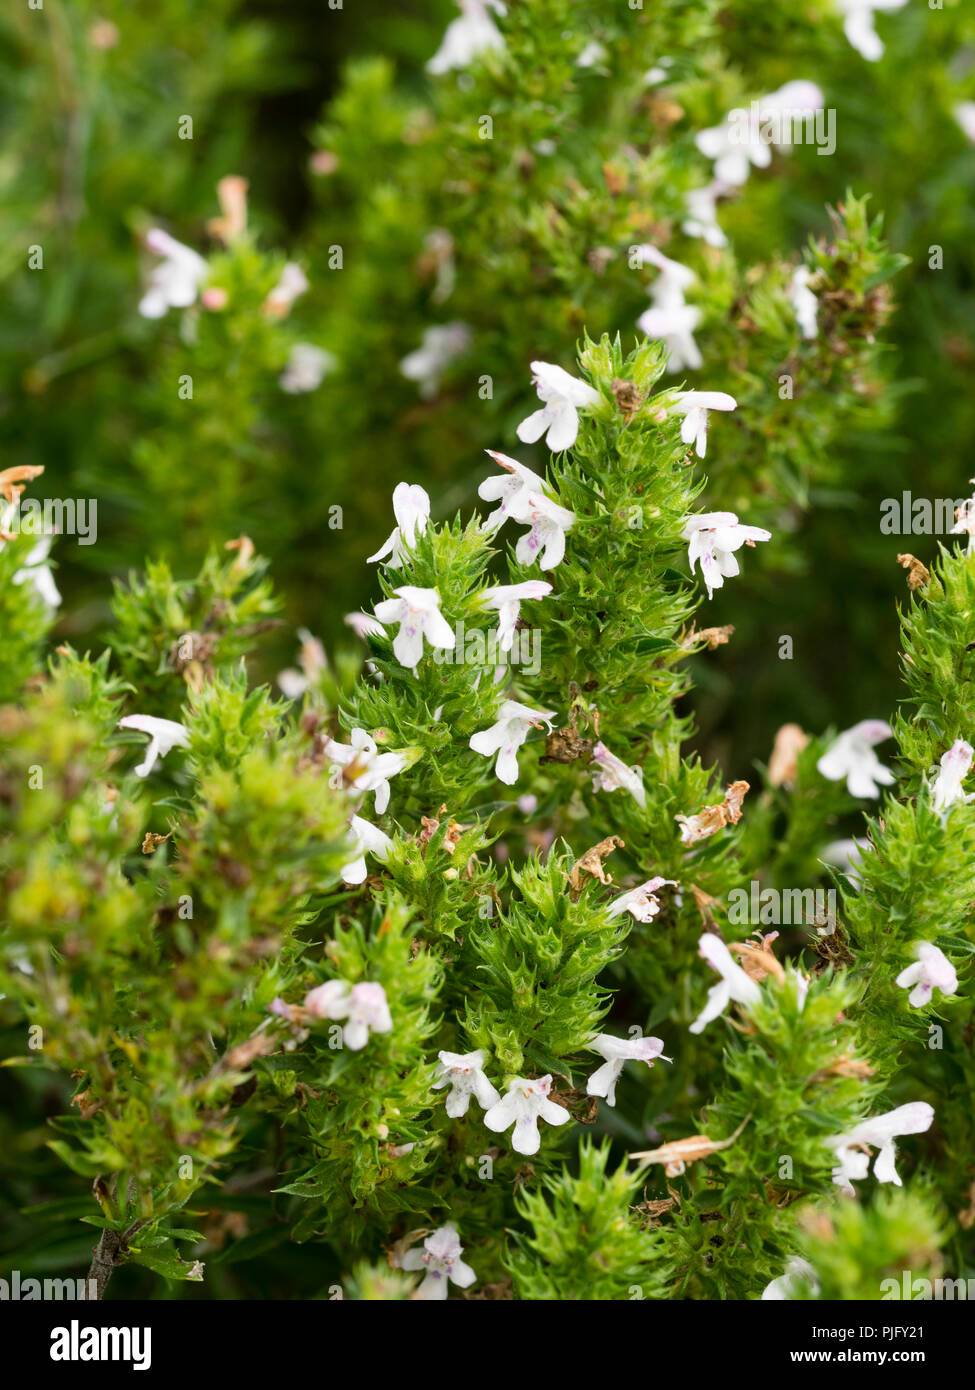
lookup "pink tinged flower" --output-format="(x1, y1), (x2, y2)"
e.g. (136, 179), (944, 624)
(469, 700), (555, 785)
(895, 943), (958, 1009)
(930, 738), (974, 814)
(606, 876), (676, 922)
(279, 343), (336, 394)
(483, 1074), (570, 1155)
(816, 719), (895, 798)
(264, 262), (309, 316)
(117, 714), (190, 777)
(590, 741), (646, 810)
(789, 266), (818, 339)
(432, 1049), (501, 1117)
(689, 932), (762, 1034)
(367, 483), (431, 568)
(304, 979), (392, 1051)
(399, 1224), (477, 1301)
(516, 360), (600, 453)
(478, 450), (551, 532)
(586, 1033), (669, 1108)
(827, 1101), (934, 1195)
(426, 0), (506, 76)
(682, 510), (772, 600)
(344, 611), (386, 641)
(762, 1257), (819, 1301)
(671, 391), (738, 458)
(636, 301), (703, 373)
(373, 585), (455, 673)
(837, 0), (908, 62)
(399, 322), (472, 398)
(508, 488), (576, 571)
(480, 580), (552, 652)
(340, 815), (393, 884)
(138, 228), (208, 318)
(325, 729), (407, 814)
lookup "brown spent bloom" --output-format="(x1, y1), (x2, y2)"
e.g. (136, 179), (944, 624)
(208, 175), (249, 245)
(630, 1115), (751, 1176)
(681, 622), (735, 651)
(768, 722), (809, 789)
(676, 780), (749, 845)
(0, 464), (45, 505)
(896, 553), (931, 591)
(729, 935), (785, 983)
(568, 835), (625, 900)
(611, 378), (645, 423)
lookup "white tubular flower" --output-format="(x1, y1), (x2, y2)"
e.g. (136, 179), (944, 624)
(469, 700), (555, 785)
(951, 482), (975, 553)
(671, 390), (737, 458)
(340, 815), (393, 885)
(762, 1257), (819, 1301)
(11, 536), (61, 610)
(483, 1074), (570, 1155)
(682, 511), (772, 600)
(480, 580), (552, 652)
(399, 1224), (476, 1301)
(373, 585), (455, 673)
(117, 714), (190, 777)
(304, 979), (392, 1051)
(478, 450), (551, 532)
(895, 943), (958, 1009)
(836, 0), (907, 62)
(432, 1049), (501, 1117)
(344, 611), (386, 640)
(689, 932), (762, 1034)
(325, 729), (407, 814)
(399, 322), (472, 398)
(279, 343), (335, 394)
(606, 876), (676, 922)
(427, 0), (506, 75)
(682, 181), (729, 248)
(138, 228), (208, 318)
(816, 720), (895, 798)
(507, 487), (576, 571)
(695, 112), (772, 187)
(367, 483), (431, 568)
(264, 262), (309, 317)
(930, 739), (974, 813)
(516, 360), (600, 453)
(827, 1101), (934, 1195)
(636, 244), (697, 304)
(586, 1033), (669, 1108)
(789, 266), (818, 339)
(590, 741), (646, 810)
(636, 300), (703, 373)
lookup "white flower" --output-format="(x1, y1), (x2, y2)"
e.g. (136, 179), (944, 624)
(325, 729), (407, 814)
(11, 535), (61, 610)
(689, 932), (762, 1034)
(117, 714), (190, 777)
(590, 740), (646, 810)
(264, 262), (309, 316)
(483, 1074), (570, 1155)
(576, 40), (608, 68)
(279, 343), (336, 394)
(827, 1101), (934, 1196)
(138, 228), (208, 318)
(682, 510), (772, 600)
(516, 361), (600, 453)
(836, 0), (908, 62)
(821, 837), (869, 887)
(682, 181), (729, 248)
(817, 720), (895, 798)
(507, 487), (576, 570)
(399, 322), (472, 398)
(303, 979), (392, 1050)
(469, 700), (555, 785)
(586, 1033), (669, 1107)
(930, 739), (974, 813)
(956, 101), (975, 145)
(762, 1257), (819, 1301)
(340, 815), (393, 885)
(635, 244), (697, 305)
(399, 1224), (476, 1301)
(367, 483), (431, 568)
(344, 611), (386, 641)
(637, 300), (703, 373)
(671, 391), (737, 458)
(480, 580), (552, 652)
(427, 0), (506, 76)
(432, 1049), (501, 1117)
(277, 627), (326, 699)
(373, 585), (455, 673)
(478, 450), (551, 532)
(789, 266), (818, 339)
(951, 482), (975, 553)
(606, 876), (676, 922)
(895, 943), (958, 1009)
(695, 82), (826, 186)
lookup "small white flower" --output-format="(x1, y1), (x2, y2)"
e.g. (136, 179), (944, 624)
(637, 300), (703, 373)
(427, 0), (506, 76)
(586, 1033), (669, 1107)
(635, 244), (697, 304)
(483, 1074), (570, 1155)
(373, 585), (455, 673)
(469, 700), (555, 785)
(304, 979), (392, 1050)
(340, 814), (393, 885)
(138, 228), (208, 318)
(277, 627), (326, 699)
(590, 741), (646, 810)
(682, 510), (772, 600)
(576, 40), (608, 68)
(432, 1049), (501, 1117)
(689, 932), (762, 1034)
(480, 580), (552, 652)
(695, 82), (825, 185)
(516, 361), (600, 453)
(671, 391), (737, 458)
(788, 266), (818, 339)
(817, 720), (895, 798)
(827, 1101), (934, 1196)
(264, 262), (309, 316)
(836, 0), (908, 62)
(895, 943), (958, 1009)
(325, 729), (407, 814)
(930, 739), (974, 814)
(606, 876), (676, 922)
(762, 1257), (819, 1301)
(367, 483), (431, 568)
(507, 487), (576, 571)
(344, 611), (386, 640)
(279, 342), (335, 394)
(399, 322), (472, 398)
(117, 714), (190, 777)
(11, 535), (61, 610)
(951, 482), (975, 553)
(399, 1224), (476, 1300)
(682, 181), (729, 248)
(478, 450), (550, 532)
(956, 101), (975, 145)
